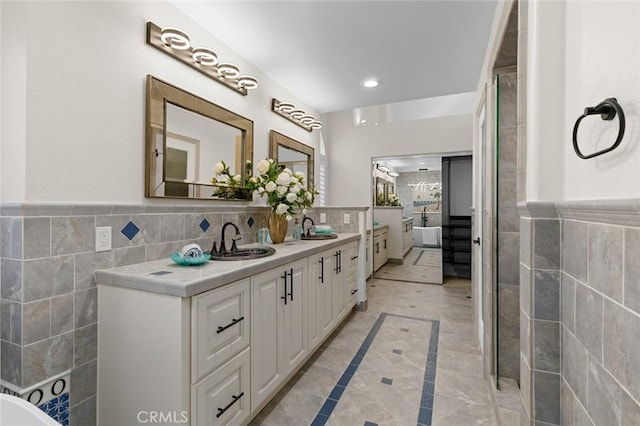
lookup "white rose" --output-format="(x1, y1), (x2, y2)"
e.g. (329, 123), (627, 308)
(276, 172), (291, 186)
(276, 203), (288, 215)
(268, 158), (274, 163)
(295, 171), (304, 179)
(305, 191), (313, 201)
(277, 185), (288, 196)
(286, 192), (297, 203)
(217, 174), (229, 183)
(258, 187), (265, 194)
(283, 168), (293, 176)
(302, 208), (307, 215)
(213, 162), (224, 175)
(292, 183), (302, 193)
(249, 176), (258, 184)
(290, 176), (299, 184)
(286, 215), (292, 222)
(234, 174), (241, 182)
(256, 159), (270, 174)
(265, 181), (277, 192)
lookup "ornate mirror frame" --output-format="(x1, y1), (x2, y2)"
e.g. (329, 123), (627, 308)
(268, 130), (314, 189)
(145, 75), (254, 200)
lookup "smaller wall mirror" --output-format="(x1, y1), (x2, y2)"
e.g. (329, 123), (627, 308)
(269, 130), (314, 189)
(146, 75), (254, 200)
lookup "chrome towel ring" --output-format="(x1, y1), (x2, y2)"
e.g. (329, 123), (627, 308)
(572, 97), (625, 159)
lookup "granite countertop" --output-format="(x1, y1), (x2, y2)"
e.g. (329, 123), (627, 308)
(95, 233), (360, 298)
(402, 217), (414, 223)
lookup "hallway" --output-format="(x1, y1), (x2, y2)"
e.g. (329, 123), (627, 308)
(251, 278), (496, 425)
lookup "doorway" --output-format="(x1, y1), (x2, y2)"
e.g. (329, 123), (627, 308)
(370, 153), (471, 286)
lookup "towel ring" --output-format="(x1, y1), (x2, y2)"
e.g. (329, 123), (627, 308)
(572, 97), (625, 159)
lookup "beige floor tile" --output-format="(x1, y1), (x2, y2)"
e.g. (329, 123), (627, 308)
(251, 278), (499, 426)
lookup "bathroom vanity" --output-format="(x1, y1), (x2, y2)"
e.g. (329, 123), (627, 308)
(95, 234), (361, 426)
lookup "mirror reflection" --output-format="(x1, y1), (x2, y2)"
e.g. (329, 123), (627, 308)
(146, 75), (253, 200)
(269, 130), (314, 189)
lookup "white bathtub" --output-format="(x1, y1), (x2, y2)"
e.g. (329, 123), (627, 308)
(0, 394), (59, 425)
(413, 226), (441, 247)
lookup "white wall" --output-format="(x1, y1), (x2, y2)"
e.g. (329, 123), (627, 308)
(1, 1), (320, 203)
(324, 110), (472, 207)
(562, 1), (640, 200)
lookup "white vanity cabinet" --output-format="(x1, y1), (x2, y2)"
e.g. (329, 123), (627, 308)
(373, 227), (389, 271)
(98, 278), (252, 426)
(97, 234), (362, 426)
(250, 258), (307, 411)
(402, 218), (414, 256)
(308, 249), (335, 352)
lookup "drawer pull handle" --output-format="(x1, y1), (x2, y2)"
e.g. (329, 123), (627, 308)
(216, 392), (244, 418)
(216, 316), (245, 334)
(351, 289), (358, 295)
(351, 255), (358, 260)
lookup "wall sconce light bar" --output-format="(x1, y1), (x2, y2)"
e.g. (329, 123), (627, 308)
(271, 98), (323, 132)
(147, 22), (258, 96)
(387, 171), (399, 177)
(377, 164), (391, 173)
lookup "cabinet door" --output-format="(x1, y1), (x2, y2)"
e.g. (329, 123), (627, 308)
(307, 253), (321, 351)
(282, 258), (307, 373)
(319, 250), (335, 338)
(193, 279), (250, 383)
(251, 267), (285, 410)
(192, 347), (251, 426)
(345, 271), (358, 310)
(331, 247), (346, 321)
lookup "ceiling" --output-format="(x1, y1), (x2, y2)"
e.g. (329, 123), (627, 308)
(171, 0), (497, 113)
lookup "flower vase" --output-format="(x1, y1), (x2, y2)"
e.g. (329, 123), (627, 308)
(268, 209), (288, 244)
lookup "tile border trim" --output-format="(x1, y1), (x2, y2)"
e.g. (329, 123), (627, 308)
(518, 198), (640, 226)
(0, 203), (370, 217)
(311, 312), (439, 426)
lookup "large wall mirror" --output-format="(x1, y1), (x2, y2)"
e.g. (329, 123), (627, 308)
(269, 130), (314, 189)
(146, 75), (254, 200)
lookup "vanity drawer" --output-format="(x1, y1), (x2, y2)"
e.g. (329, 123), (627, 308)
(192, 278), (250, 383)
(192, 347), (251, 426)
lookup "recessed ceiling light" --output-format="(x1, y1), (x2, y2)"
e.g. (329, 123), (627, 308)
(362, 79), (379, 88)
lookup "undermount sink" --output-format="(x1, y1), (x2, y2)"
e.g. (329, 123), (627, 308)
(301, 233), (338, 240)
(208, 247), (276, 261)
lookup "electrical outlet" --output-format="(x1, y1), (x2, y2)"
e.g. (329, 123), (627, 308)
(319, 213), (327, 223)
(343, 213), (350, 224)
(95, 226), (112, 252)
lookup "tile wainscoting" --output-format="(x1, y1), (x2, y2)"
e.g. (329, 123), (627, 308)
(0, 202), (365, 425)
(520, 199), (640, 425)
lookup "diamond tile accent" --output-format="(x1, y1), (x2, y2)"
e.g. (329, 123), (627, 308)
(401, 328), (409, 332)
(364, 422), (378, 426)
(121, 221), (140, 241)
(392, 349), (403, 355)
(247, 216), (255, 228)
(199, 218), (210, 232)
(381, 377), (393, 385)
(150, 271), (172, 276)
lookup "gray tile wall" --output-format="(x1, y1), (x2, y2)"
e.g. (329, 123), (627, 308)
(561, 217), (640, 426)
(521, 200), (640, 426)
(396, 171), (442, 227)
(497, 70), (520, 382)
(0, 203), (364, 425)
(519, 204), (561, 426)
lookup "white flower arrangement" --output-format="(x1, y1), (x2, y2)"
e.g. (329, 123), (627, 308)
(246, 159), (318, 220)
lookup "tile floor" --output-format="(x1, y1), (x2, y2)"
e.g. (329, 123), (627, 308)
(251, 278), (497, 425)
(374, 248), (443, 284)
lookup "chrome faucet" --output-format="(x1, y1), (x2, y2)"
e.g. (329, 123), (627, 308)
(219, 222), (241, 254)
(301, 216), (315, 236)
